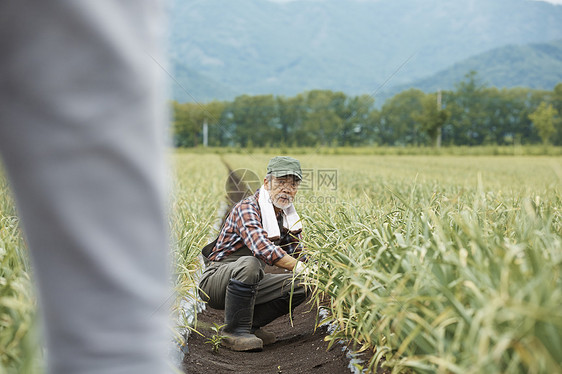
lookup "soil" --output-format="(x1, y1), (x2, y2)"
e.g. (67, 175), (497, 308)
(182, 266), (376, 374)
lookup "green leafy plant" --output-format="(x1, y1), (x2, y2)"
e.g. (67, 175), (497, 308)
(204, 323), (226, 354)
(4, 152), (562, 373)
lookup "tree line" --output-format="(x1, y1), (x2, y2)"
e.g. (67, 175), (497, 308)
(172, 72), (562, 148)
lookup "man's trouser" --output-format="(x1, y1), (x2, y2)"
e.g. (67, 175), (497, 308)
(199, 248), (307, 322)
(0, 2), (172, 373)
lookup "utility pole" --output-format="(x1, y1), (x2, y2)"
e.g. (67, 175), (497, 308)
(436, 89), (442, 148)
(203, 119), (208, 147)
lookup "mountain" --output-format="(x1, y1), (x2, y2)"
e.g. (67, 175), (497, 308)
(378, 39), (562, 101)
(170, 62), (239, 103)
(169, 0), (562, 102)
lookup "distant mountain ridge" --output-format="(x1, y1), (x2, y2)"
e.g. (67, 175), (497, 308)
(377, 39), (562, 102)
(169, 0), (562, 103)
(171, 62), (238, 103)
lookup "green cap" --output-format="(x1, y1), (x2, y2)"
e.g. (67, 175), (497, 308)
(266, 156), (302, 180)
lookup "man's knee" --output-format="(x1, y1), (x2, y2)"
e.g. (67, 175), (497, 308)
(231, 256), (264, 285)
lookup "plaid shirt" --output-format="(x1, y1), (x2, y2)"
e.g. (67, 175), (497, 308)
(208, 190), (303, 265)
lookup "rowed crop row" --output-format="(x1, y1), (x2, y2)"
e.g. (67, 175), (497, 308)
(303, 180), (561, 373)
(1, 153), (561, 374)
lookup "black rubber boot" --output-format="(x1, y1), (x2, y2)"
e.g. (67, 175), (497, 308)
(251, 290), (307, 345)
(221, 279), (263, 352)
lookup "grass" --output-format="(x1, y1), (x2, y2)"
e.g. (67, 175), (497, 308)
(304, 182), (561, 373)
(295, 155), (562, 373)
(178, 145), (562, 157)
(170, 154), (225, 346)
(1, 151), (561, 373)
(0, 179), (41, 374)
(207, 152), (562, 373)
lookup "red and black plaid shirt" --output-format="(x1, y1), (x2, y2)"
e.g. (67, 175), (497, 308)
(208, 190), (303, 265)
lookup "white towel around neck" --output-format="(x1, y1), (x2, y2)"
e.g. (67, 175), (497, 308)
(258, 185), (302, 240)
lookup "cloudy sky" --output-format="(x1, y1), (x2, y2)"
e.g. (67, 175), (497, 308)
(269, 0), (562, 3)
(537, 0), (562, 4)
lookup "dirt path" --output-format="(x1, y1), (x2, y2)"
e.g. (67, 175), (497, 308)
(182, 267), (366, 374)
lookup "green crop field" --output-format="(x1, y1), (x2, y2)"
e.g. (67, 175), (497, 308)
(2, 152), (562, 373)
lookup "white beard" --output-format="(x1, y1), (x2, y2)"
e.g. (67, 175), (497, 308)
(272, 194), (293, 210)
(273, 200), (292, 210)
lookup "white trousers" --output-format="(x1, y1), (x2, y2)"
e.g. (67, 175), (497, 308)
(0, 2), (172, 373)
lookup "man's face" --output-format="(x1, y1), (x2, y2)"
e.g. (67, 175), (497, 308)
(264, 175), (300, 209)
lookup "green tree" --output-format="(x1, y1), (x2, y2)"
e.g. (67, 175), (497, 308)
(552, 83), (562, 114)
(171, 101), (205, 147)
(483, 88), (527, 145)
(277, 95), (305, 146)
(413, 93), (449, 147)
(529, 102), (559, 144)
(341, 94), (375, 146)
(299, 90), (346, 146)
(171, 100), (227, 147)
(446, 71), (488, 145)
(230, 94), (278, 147)
(551, 83), (562, 145)
(204, 101), (227, 146)
(377, 88), (425, 145)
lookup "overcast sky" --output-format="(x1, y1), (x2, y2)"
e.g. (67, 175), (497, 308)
(268, 0), (562, 3)
(536, 0), (562, 4)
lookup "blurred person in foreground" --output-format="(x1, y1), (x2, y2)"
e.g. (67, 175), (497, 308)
(199, 156), (309, 352)
(0, 2), (172, 373)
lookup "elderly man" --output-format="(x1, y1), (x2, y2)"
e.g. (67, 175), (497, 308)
(200, 156), (308, 352)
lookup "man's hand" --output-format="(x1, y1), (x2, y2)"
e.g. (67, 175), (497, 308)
(293, 260), (315, 278)
(274, 254), (299, 271)
(294, 261), (306, 274)
(274, 254), (317, 279)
